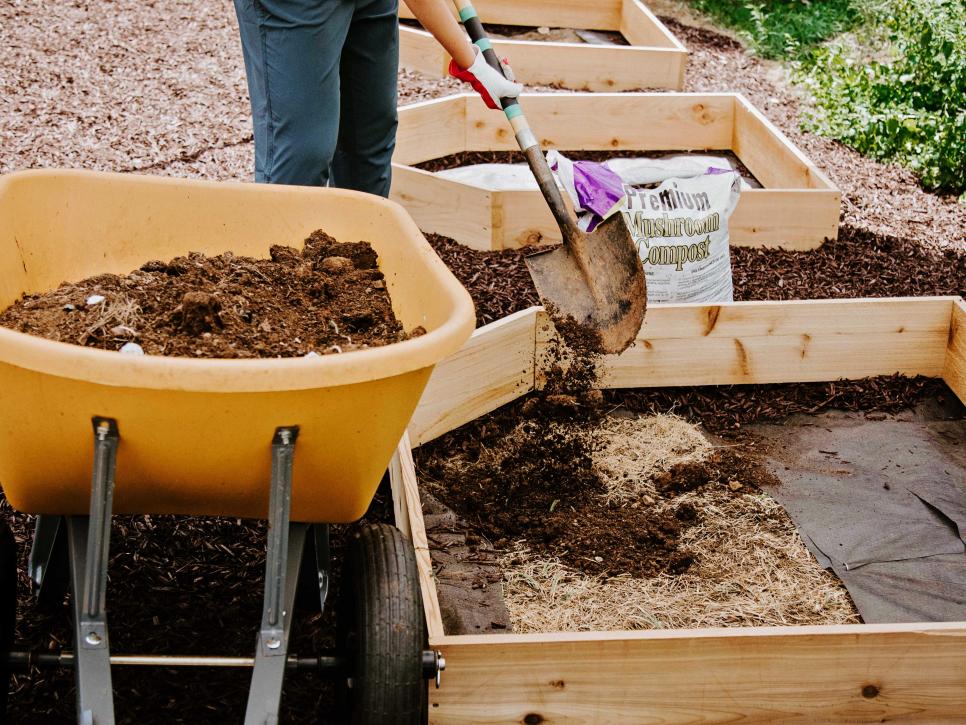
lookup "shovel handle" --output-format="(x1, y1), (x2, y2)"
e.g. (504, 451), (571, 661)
(451, 0), (582, 243)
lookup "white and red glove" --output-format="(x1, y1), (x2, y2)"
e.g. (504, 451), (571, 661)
(449, 46), (523, 110)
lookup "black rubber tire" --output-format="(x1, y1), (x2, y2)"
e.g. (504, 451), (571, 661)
(337, 523), (426, 725)
(0, 519), (18, 716)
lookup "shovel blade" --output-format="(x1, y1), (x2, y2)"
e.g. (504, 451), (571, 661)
(525, 213), (646, 355)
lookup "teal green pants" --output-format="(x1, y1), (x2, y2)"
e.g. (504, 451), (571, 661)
(233, 0), (399, 196)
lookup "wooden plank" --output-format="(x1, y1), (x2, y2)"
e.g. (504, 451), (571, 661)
(466, 93), (735, 152)
(491, 188), (840, 250)
(398, 6), (685, 91)
(620, 0), (684, 49)
(399, 33), (686, 91)
(492, 188), (578, 250)
(409, 308), (538, 446)
(490, 41), (684, 92)
(393, 93), (837, 249)
(394, 96), (466, 166)
(399, 0), (623, 30)
(398, 26), (448, 77)
(388, 445), (412, 539)
(733, 95), (837, 191)
(392, 433), (445, 641)
(390, 165), (494, 247)
(429, 623), (966, 723)
(943, 298), (966, 404)
(731, 189), (841, 249)
(533, 298), (955, 389)
(400, 296), (965, 723)
(410, 299), (954, 432)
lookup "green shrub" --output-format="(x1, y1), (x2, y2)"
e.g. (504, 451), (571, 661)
(686, 0), (859, 59)
(796, 0), (965, 194)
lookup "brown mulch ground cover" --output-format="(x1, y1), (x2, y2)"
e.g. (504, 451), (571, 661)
(429, 227), (965, 328)
(0, 232), (413, 358)
(425, 233), (539, 327)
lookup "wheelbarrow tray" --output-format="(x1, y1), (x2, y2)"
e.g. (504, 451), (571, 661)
(0, 170), (474, 522)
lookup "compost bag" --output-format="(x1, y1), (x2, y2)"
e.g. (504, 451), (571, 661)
(548, 152), (741, 304)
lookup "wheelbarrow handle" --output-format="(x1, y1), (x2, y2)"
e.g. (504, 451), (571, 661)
(451, 0), (582, 244)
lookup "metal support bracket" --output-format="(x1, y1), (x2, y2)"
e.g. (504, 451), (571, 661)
(28, 514), (69, 610)
(311, 524), (331, 616)
(68, 417), (120, 725)
(244, 426), (304, 725)
(297, 523), (331, 616)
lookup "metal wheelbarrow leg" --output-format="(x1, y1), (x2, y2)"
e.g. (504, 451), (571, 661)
(6, 420), (444, 724)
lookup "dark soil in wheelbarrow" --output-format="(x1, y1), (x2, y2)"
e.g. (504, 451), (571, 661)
(0, 230), (422, 358)
(0, 230), (418, 720)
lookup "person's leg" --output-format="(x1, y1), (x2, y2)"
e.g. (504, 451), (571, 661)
(331, 0), (399, 196)
(233, 0), (353, 185)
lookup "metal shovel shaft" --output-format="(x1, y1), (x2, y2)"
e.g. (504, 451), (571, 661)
(451, 0), (647, 354)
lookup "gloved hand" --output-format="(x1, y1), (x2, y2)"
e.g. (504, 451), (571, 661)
(448, 46), (523, 110)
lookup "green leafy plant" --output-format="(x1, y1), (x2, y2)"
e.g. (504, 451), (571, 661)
(796, 0), (965, 194)
(686, 0), (858, 59)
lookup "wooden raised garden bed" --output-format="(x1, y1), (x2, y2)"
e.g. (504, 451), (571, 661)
(389, 296), (966, 724)
(391, 93), (841, 251)
(398, 0), (687, 91)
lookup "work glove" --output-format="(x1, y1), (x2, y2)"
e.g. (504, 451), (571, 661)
(449, 46), (523, 110)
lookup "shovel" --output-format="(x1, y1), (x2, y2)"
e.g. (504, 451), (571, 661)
(451, 0), (646, 354)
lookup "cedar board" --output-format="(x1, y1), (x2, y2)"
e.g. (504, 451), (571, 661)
(391, 93), (841, 251)
(390, 296), (966, 724)
(399, 0), (687, 92)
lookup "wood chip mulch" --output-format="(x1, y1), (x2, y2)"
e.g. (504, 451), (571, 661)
(426, 233), (540, 327)
(430, 224), (965, 329)
(607, 375), (960, 435)
(428, 226), (964, 432)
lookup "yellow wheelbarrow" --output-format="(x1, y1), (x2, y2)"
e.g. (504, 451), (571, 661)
(0, 170), (475, 724)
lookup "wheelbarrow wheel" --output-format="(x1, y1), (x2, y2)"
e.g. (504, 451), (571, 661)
(337, 522), (426, 725)
(0, 519), (18, 715)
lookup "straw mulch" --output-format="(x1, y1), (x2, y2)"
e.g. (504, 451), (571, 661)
(500, 414), (860, 633)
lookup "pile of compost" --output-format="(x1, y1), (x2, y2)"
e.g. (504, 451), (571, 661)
(417, 334), (779, 579)
(419, 415), (777, 579)
(0, 230), (418, 359)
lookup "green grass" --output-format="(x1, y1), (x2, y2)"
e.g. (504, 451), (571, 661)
(685, 0), (860, 58)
